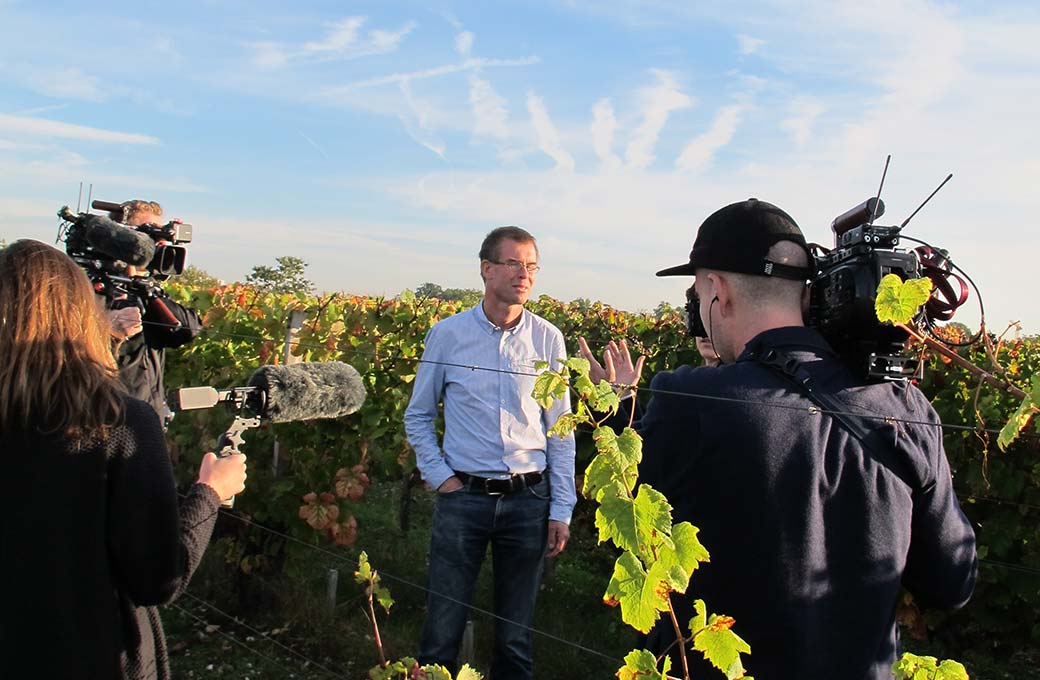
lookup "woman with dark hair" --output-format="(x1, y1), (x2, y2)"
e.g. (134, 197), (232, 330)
(0, 240), (246, 679)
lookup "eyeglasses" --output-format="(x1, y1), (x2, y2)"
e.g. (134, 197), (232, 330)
(488, 259), (540, 274)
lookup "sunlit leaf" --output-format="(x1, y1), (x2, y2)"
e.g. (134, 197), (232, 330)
(875, 274), (933, 325)
(616, 649), (670, 680)
(602, 551), (670, 633)
(692, 614), (751, 679)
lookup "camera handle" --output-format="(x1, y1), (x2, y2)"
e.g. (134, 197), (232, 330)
(215, 413), (260, 508)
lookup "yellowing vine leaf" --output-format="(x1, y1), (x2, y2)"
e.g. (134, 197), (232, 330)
(617, 649), (671, 680)
(603, 551), (672, 633)
(354, 551), (394, 614)
(692, 612), (751, 679)
(595, 484), (673, 560)
(997, 373), (1040, 451)
(893, 653), (969, 680)
(532, 369), (568, 410)
(655, 521), (710, 592)
(875, 274), (933, 325)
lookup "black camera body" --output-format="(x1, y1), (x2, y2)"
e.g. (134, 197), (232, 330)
(808, 198), (924, 381)
(683, 196), (945, 382)
(57, 203), (190, 325)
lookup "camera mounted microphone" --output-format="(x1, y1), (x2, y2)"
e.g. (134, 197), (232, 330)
(58, 207), (156, 267)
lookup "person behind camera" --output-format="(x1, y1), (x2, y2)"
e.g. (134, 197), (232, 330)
(0, 240), (246, 679)
(578, 199), (977, 679)
(106, 199), (202, 422)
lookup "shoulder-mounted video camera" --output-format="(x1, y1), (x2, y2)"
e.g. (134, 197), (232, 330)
(808, 176), (971, 381)
(89, 199), (192, 278)
(685, 165), (974, 383)
(56, 199), (195, 327)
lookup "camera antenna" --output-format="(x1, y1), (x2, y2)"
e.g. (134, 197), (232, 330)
(85, 183), (93, 214)
(900, 173), (952, 229)
(75, 182), (83, 213)
(868, 154), (891, 226)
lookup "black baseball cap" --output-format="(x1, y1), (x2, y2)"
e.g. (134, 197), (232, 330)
(656, 198), (814, 280)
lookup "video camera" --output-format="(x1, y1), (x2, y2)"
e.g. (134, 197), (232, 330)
(684, 170), (972, 383)
(807, 187), (970, 381)
(56, 199), (195, 327)
(89, 199), (192, 278)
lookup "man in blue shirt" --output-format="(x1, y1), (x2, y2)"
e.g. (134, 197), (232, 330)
(404, 226), (576, 679)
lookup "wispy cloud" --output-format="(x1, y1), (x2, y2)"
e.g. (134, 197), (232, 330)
(737, 34), (764, 55)
(675, 105), (742, 172)
(469, 76), (511, 140)
(779, 97), (824, 146)
(398, 80), (446, 157)
(527, 92), (575, 172)
(249, 16), (415, 67)
(0, 114), (159, 145)
(326, 56), (539, 91)
(456, 31), (474, 56)
(626, 70), (694, 170)
(590, 98), (622, 172)
(297, 130), (332, 161)
(2, 62), (105, 102)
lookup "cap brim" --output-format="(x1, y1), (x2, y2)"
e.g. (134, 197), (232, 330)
(655, 262), (697, 277)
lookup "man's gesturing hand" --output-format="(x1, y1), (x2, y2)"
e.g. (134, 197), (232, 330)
(577, 336), (645, 395)
(546, 520), (570, 558)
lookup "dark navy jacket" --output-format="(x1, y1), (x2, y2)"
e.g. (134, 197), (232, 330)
(117, 296), (201, 419)
(636, 326), (977, 680)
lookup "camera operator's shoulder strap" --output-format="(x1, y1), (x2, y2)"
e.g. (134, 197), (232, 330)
(750, 346), (917, 488)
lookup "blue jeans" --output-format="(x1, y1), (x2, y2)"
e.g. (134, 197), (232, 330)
(418, 478), (550, 680)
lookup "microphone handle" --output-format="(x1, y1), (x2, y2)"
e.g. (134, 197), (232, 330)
(213, 413), (260, 509)
(215, 433), (237, 509)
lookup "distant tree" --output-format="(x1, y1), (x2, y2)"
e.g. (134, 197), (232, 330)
(246, 256), (314, 295)
(178, 265), (222, 290)
(0, 238), (6, 250)
(414, 282), (482, 306)
(415, 282), (444, 298)
(653, 300), (682, 319)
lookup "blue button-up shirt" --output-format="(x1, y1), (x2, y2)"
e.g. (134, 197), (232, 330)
(404, 301), (577, 524)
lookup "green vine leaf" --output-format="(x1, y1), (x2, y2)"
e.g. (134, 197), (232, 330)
(564, 356), (591, 374)
(617, 649), (671, 680)
(602, 551), (672, 633)
(532, 369), (568, 410)
(354, 551), (394, 614)
(692, 612), (751, 679)
(997, 373), (1040, 451)
(656, 521), (710, 593)
(591, 379), (622, 414)
(875, 274), (933, 325)
(547, 412), (580, 439)
(595, 484), (673, 560)
(454, 665), (484, 680)
(893, 653), (969, 680)
(582, 453), (630, 502)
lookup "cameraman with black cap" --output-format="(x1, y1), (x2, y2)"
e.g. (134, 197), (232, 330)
(579, 198), (977, 679)
(108, 199), (202, 423)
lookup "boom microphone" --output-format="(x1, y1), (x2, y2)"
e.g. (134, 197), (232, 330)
(80, 213), (156, 266)
(246, 361), (366, 423)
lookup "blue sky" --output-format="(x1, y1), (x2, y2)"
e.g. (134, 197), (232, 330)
(1, 0), (1038, 333)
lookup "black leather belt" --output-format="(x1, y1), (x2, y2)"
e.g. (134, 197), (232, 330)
(454, 470), (543, 495)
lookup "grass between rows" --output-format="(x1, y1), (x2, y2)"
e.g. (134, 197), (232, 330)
(165, 480), (1037, 679)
